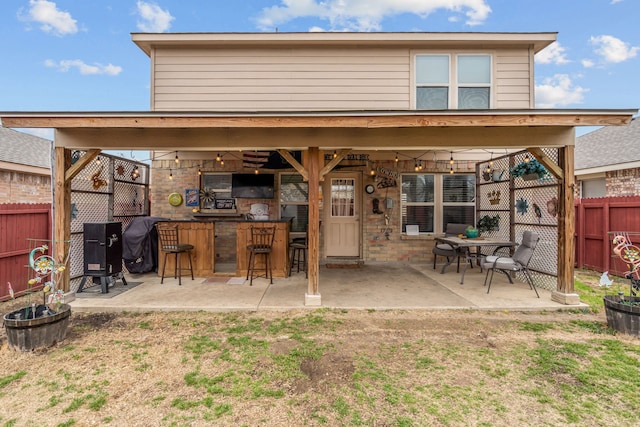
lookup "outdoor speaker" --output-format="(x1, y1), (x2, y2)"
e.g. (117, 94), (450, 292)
(83, 222), (123, 277)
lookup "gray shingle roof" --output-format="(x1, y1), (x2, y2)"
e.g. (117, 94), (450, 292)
(0, 127), (52, 169)
(575, 117), (640, 170)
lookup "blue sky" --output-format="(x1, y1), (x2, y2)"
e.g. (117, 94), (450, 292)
(1, 0), (638, 145)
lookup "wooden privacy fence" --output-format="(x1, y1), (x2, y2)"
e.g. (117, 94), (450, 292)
(0, 203), (52, 300)
(575, 196), (640, 275)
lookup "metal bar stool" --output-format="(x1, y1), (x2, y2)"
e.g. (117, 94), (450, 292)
(156, 224), (194, 285)
(246, 226), (276, 286)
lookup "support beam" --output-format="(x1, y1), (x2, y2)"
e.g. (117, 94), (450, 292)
(552, 145), (579, 305)
(65, 149), (100, 181)
(54, 147), (71, 292)
(319, 149), (351, 180)
(527, 147), (563, 179)
(305, 146), (321, 305)
(277, 149), (308, 181)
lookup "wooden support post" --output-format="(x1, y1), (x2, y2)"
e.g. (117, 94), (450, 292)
(305, 147), (321, 306)
(552, 145), (579, 305)
(54, 147), (72, 292)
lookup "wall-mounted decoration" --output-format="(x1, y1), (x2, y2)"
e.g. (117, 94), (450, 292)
(515, 197), (529, 216)
(546, 197), (558, 217)
(116, 164), (125, 176)
(487, 190), (500, 205)
(376, 177), (397, 189)
(214, 198), (236, 209)
(71, 203), (78, 220)
(199, 189), (216, 205)
(477, 215), (500, 232)
(168, 192), (183, 207)
(91, 166), (107, 190)
(532, 203), (542, 223)
(185, 189), (199, 207)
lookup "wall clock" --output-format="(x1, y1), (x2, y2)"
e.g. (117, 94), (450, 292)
(365, 184), (375, 194)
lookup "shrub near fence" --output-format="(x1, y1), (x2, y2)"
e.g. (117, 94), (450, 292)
(575, 196), (640, 275)
(0, 203), (51, 300)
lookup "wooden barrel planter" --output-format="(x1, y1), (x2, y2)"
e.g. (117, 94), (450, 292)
(603, 295), (640, 336)
(3, 304), (71, 351)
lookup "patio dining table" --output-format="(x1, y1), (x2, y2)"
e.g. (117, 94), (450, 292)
(435, 236), (516, 284)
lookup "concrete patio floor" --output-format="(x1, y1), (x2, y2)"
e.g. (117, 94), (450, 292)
(69, 262), (584, 313)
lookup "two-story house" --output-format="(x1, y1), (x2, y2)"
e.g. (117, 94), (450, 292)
(0, 32), (635, 305)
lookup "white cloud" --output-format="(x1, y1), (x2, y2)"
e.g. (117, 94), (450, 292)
(21, 0), (78, 36)
(136, 1), (174, 32)
(255, 0), (491, 31)
(535, 42), (569, 65)
(581, 59), (595, 68)
(535, 74), (588, 108)
(610, 0), (623, 4)
(589, 35), (639, 63)
(45, 59), (123, 76)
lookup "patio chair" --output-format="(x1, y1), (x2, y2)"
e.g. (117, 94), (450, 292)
(481, 231), (540, 297)
(156, 224), (194, 286)
(433, 223), (473, 272)
(246, 226), (276, 286)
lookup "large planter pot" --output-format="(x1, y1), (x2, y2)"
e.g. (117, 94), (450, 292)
(603, 295), (640, 336)
(3, 304), (71, 351)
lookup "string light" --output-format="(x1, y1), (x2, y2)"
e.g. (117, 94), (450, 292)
(333, 150), (338, 159)
(449, 151), (454, 165)
(198, 167), (202, 176)
(524, 154), (530, 163)
(449, 165), (454, 174)
(414, 161), (419, 172)
(220, 159), (224, 166)
(418, 160), (423, 170)
(95, 156), (101, 165)
(175, 151), (180, 164)
(169, 169), (173, 180)
(216, 153), (221, 162)
(485, 164), (492, 173)
(395, 154), (399, 163)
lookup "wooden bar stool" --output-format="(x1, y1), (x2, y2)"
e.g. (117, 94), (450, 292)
(246, 226), (276, 286)
(156, 224), (194, 286)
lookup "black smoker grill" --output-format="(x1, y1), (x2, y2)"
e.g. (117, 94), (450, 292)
(78, 222), (127, 293)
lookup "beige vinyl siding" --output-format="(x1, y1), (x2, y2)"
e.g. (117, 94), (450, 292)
(153, 48), (410, 111)
(494, 50), (532, 108)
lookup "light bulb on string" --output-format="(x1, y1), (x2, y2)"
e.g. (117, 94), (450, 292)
(95, 156), (101, 166)
(449, 152), (454, 165)
(216, 153), (221, 162)
(524, 154), (530, 163)
(198, 167), (202, 176)
(254, 168), (259, 174)
(169, 169), (173, 180)
(449, 166), (454, 174)
(395, 154), (399, 163)
(175, 151), (180, 164)
(220, 159), (224, 166)
(333, 150), (338, 159)
(414, 161), (419, 171)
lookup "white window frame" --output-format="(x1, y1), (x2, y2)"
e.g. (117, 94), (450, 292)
(279, 172), (309, 235)
(413, 52), (493, 110)
(401, 173), (476, 235)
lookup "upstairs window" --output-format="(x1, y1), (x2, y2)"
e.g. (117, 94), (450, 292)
(415, 54), (491, 110)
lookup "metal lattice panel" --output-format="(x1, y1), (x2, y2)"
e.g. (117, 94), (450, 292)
(69, 151), (149, 284)
(477, 149), (560, 291)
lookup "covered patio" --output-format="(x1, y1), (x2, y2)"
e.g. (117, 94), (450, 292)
(0, 109), (636, 308)
(69, 261), (581, 313)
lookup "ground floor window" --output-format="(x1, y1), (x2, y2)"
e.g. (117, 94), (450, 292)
(279, 173), (308, 233)
(401, 173), (475, 234)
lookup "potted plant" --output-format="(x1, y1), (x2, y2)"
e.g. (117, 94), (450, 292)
(3, 241), (72, 351)
(604, 234), (640, 336)
(477, 215), (500, 233)
(509, 158), (549, 181)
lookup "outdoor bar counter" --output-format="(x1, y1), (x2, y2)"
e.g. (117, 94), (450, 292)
(157, 219), (291, 279)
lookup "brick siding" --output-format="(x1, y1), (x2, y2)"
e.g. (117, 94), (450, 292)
(0, 170), (51, 204)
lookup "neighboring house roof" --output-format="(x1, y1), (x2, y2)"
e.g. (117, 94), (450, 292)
(0, 127), (51, 170)
(575, 117), (640, 174)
